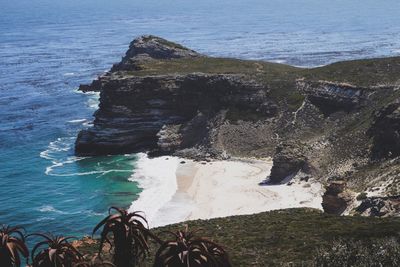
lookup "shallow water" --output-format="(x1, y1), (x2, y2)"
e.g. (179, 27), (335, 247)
(1, 0), (400, 242)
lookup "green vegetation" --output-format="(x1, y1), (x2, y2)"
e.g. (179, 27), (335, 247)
(1, 207), (230, 267)
(77, 208), (400, 266)
(302, 57), (400, 87)
(128, 56), (400, 88)
(153, 227), (231, 267)
(5, 208), (400, 266)
(315, 238), (400, 266)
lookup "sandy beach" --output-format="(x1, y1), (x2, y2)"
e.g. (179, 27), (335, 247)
(130, 155), (323, 228)
(177, 159), (323, 221)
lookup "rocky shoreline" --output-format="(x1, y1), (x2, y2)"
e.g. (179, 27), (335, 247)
(76, 35), (400, 217)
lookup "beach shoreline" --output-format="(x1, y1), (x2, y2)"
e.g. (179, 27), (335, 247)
(129, 155), (323, 228)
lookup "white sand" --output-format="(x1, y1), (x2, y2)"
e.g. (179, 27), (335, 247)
(178, 159), (323, 221)
(130, 155), (323, 228)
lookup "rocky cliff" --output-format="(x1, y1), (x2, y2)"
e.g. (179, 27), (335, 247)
(76, 35), (400, 216)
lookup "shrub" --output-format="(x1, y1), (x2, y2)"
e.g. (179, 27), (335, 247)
(93, 207), (156, 267)
(0, 225), (29, 267)
(153, 226), (232, 267)
(314, 238), (400, 266)
(29, 233), (82, 267)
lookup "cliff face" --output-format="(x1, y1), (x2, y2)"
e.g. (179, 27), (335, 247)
(76, 35), (400, 216)
(76, 73), (271, 156)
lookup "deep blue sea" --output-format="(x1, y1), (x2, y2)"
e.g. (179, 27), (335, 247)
(1, 0), (400, 243)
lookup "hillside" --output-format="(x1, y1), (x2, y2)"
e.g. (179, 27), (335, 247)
(76, 208), (400, 266)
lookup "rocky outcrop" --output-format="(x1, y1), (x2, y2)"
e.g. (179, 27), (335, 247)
(269, 142), (308, 183)
(355, 196), (400, 217)
(322, 181), (352, 214)
(297, 80), (366, 116)
(368, 100), (400, 159)
(112, 35), (201, 71)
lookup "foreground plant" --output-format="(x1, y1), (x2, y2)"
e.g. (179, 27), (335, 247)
(0, 225), (29, 267)
(29, 233), (83, 267)
(153, 227), (232, 267)
(93, 207), (154, 267)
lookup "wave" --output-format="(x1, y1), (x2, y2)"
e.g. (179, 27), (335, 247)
(128, 153), (182, 227)
(67, 119), (87, 123)
(40, 136), (88, 175)
(37, 205), (65, 214)
(48, 169), (132, 177)
(41, 136), (134, 177)
(87, 95), (99, 110)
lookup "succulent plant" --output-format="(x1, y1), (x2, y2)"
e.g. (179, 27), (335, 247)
(153, 227), (231, 267)
(0, 225), (29, 267)
(29, 233), (82, 267)
(93, 207), (154, 267)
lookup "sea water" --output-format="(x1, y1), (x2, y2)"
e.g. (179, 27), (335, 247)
(1, 0), (400, 243)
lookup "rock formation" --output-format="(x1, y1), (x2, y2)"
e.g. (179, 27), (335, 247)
(322, 181), (353, 214)
(269, 142), (307, 183)
(76, 35), (400, 216)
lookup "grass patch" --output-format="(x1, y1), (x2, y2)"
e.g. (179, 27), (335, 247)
(302, 56), (400, 87)
(127, 56), (400, 88)
(78, 208), (400, 266)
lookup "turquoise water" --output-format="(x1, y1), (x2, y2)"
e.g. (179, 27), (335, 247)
(1, 0), (400, 244)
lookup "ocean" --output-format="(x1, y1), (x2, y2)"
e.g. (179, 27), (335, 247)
(1, 0), (400, 243)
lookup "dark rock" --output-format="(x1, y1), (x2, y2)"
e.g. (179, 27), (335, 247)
(355, 196), (400, 217)
(368, 100), (400, 159)
(322, 181), (350, 214)
(75, 73), (269, 156)
(322, 195), (348, 214)
(269, 142), (307, 184)
(297, 80), (366, 116)
(300, 176), (310, 182)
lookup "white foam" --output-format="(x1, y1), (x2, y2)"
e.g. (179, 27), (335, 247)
(38, 205), (64, 214)
(67, 119), (87, 123)
(40, 137), (90, 175)
(128, 153), (182, 228)
(47, 169), (131, 177)
(86, 92), (100, 110)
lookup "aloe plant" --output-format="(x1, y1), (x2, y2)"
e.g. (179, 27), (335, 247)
(0, 225), (29, 267)
(153, 227), (232, 267)
(93, 207), (154, 267)
(29, 233), (83, 267)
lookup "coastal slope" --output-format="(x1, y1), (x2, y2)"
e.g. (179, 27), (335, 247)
(76, 35), (400, 217)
